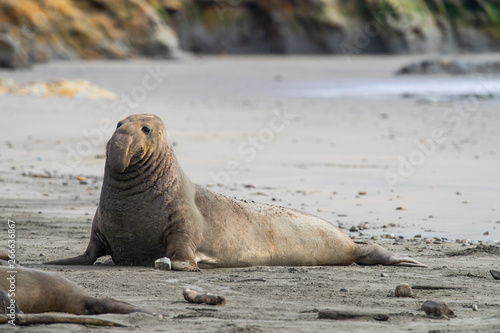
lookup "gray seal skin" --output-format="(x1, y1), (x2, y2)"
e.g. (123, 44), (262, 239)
(0, 263), (142, 314)
(46, 114), (426, 271)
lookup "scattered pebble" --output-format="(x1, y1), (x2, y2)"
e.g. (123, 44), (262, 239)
(394, 283), (412, 297)
(358, 223), (369, 230)
(395, 206), (403, 210)
(340, 288), (348, 292)
(349, 226), (359, 232)
(77, 176), (88, 185)
(381, 233), (396, 239)
(154, 257), (171, 271)
(422, 300), (455, 318)
(381, 273), (389, 277)
(472, 304), (478, 311)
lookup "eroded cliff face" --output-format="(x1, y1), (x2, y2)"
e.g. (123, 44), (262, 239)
(0, 0), (179, 68)
(1, 0), (500, 68)
(169, 0), (500, 55)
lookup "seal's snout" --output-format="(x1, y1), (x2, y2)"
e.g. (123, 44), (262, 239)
(108, 133), (134, 173)
(107, 123), (144, 173)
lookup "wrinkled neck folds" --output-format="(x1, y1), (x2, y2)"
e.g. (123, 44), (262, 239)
(104, 142), (178, 196)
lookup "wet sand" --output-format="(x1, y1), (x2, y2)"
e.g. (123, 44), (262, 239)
(0, 55), (499, 332)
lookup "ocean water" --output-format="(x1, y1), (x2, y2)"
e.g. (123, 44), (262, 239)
(273, 76), (500, 100)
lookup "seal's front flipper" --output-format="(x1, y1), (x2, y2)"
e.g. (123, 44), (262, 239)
(45, 225), (108, 266)
(171, 260), (201, 272)
(45, 254), (97, 266)
(165, 235), (200, 271)
(355, 243), (427, 268)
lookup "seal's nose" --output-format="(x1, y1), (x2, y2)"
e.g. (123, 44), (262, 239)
(107, 132), (134, 173)
(107, 122), (144, 173)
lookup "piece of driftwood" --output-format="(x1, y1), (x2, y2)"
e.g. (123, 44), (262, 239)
(412, 285), (464, 290)
(0, 313), (130, 326)
(182, 289), (226, 306)
(318, 309), (389, 321)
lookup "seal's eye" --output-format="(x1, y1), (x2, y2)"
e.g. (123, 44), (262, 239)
(116, 122), (122, 129)
(142, 126), (151, 134)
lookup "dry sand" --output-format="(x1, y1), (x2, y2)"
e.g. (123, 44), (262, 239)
(0, 55), (499, 332)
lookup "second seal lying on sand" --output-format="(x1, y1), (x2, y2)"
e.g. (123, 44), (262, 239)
(0, 262), (143, 314)
(47, 114), (426, 271)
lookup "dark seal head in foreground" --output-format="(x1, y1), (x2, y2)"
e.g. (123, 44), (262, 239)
(47, 113), (426, 271)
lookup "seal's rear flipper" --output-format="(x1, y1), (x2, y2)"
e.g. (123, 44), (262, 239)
(86, 297), (147, 315)
(355, 243), (427, 268)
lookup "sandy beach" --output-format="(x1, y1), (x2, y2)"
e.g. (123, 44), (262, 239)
(0, 55), (499, 332)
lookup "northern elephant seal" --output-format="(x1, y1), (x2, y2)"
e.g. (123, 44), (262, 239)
(47, 114), (426, 271)
(0, 263), (143, 314)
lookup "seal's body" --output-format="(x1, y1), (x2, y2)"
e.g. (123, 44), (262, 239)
(0, 264), (142, 314)
(47, 114), (426, 271)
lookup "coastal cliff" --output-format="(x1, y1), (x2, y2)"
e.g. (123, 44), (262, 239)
(1, 0), (500, 67)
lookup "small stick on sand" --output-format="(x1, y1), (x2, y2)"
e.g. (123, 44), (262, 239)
(0, 313), (131, 326)
(318, 309), (389, 321)
(236, 277), (266, 282)
(182, 288), (226, 306)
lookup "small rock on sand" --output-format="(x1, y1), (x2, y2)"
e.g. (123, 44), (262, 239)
(394, 284), (412, 297)
(422, 300), (455, 318)
(154, 257), (171, 270)
(490, 270), (500, 280)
